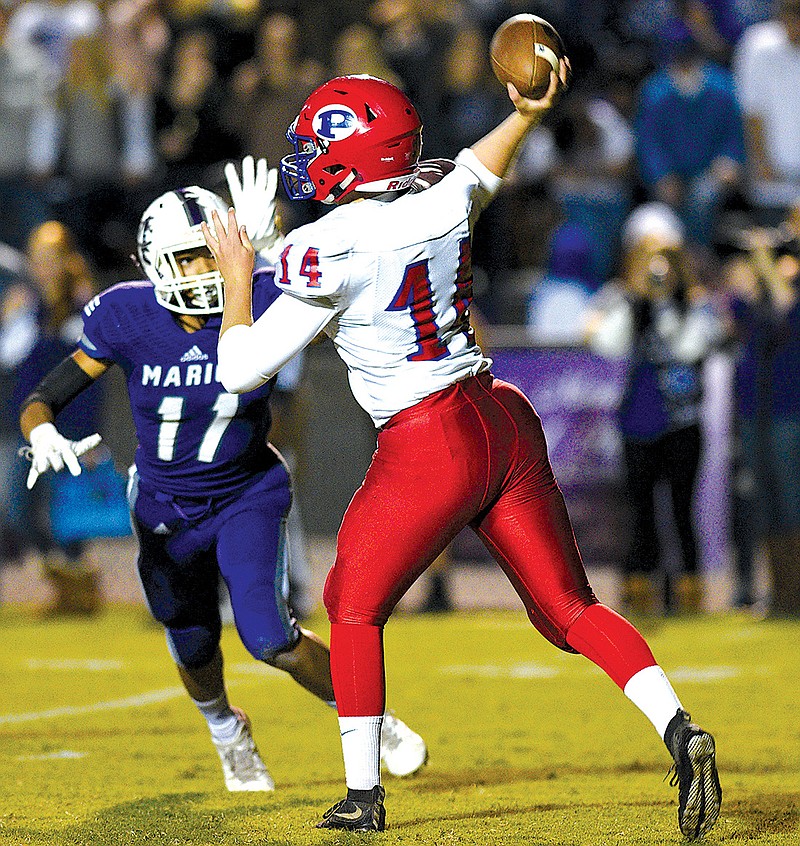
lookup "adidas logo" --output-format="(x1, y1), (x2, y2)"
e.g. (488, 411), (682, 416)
(180, 345), (208, 363)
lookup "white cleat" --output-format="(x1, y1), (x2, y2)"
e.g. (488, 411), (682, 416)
(212, 706), (275, 792)
(380, 711), (428, 777)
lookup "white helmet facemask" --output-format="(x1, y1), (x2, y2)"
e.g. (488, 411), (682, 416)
(137, 187), (229, 315)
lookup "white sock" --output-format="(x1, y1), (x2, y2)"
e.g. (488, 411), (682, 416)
(624, 665), (683, 739)
(338, 715), (382, 790)
(192, 693), (239, 744)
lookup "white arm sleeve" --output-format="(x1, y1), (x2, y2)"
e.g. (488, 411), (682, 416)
(217, 293), (336, 393)
(455, 148), (503, 211)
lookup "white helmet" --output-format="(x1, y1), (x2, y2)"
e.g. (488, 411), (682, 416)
(136, 187), (229, 314)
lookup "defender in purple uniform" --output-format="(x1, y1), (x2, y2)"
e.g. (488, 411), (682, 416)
(18, 162), (427, 792)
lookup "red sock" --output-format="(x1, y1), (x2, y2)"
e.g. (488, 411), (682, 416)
(566, 603), (657, 689)
(330, 622), (386, 716)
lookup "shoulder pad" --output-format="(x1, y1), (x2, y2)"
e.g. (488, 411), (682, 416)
(410, 159), (457, 192)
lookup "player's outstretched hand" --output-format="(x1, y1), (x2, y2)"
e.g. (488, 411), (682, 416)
(224, 155), (282, 256)
(23, 422), (102, 489)
(202, 207), (256, 293)
(509, 56), (570, 119)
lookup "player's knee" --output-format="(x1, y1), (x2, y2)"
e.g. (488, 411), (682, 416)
(261, 632), (306, 670)
(526, 592), (598, 653)
(166, 623), (220, 669)
(324, 600), (386, 626)
(323, 576), (386, 626)
(240, 628), (299, 664)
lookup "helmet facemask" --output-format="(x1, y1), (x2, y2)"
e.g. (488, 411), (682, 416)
(137, 187), (229, 315)
(152, 240), (224, 314)
(281, 120), (360, 204)
(281, 120), (321, 200)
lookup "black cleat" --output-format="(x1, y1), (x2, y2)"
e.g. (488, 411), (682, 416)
(317, 785), (386, 831)
(665, 709), (722, 839)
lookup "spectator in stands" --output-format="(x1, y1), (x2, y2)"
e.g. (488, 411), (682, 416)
(526, 220), (600, 345)
(225, 12), (324, 232)
(154, 25), (239, 188)
(682, 0), (772, 63)
(722, 207), (800, 615)
(550, 81), (636, 280)
(106, 0), (169, 175)
(331, 22), (402, 87)
(0, 220), (104, 614)
(584, 202), (730, 615)
(0, 249), (32, 581)
(226, 11), (324, 170)
(439, 23), (505, 158)
(40, 31), (157, 269)
(167, 0), (261, 78)
(733, 0), (800, 213)
(6, 0), (102, 80)
(618, 0), (770, 59)
(106, 0), (169, 102)
(635, 17), (745, 247)
(0, 4), (53, 251)
(368, 0), (466, 157)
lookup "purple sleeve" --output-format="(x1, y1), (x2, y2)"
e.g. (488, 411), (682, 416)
(77, 289), (121, 362)
(252, 267), (282, 319)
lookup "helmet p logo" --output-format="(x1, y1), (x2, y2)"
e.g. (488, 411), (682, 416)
(313, 105), (358, 141)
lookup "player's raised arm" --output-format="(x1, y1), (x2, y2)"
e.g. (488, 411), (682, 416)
(19, 349), (108, 489)
(204, 208), (335, 394)
(470, 58), (569, 180)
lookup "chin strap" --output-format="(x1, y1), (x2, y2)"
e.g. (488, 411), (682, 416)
(326, 169), (360, 203)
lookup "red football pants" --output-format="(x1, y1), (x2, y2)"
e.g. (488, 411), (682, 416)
(324, 372), (656, 715)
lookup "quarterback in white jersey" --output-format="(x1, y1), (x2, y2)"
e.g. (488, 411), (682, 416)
(204, 72), (721, 839)
(272, 150), (495, 426)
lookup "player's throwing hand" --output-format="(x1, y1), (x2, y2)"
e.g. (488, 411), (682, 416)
(508, 56), (571, 119)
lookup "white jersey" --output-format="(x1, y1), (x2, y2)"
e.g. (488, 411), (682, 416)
(275, 149), (499, 426)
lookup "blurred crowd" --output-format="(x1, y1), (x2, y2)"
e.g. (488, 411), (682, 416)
(2, 0), (800, 617)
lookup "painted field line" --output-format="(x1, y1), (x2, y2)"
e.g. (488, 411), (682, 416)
(441, 662), (559, 679)
(0, 686), (185, 725)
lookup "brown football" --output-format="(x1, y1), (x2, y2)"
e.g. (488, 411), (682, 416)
(489, 14), (565, 99)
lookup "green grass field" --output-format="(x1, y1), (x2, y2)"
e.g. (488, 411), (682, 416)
(0, 605), (797, 845)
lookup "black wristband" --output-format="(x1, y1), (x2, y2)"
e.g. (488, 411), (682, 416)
(20, 354), (97, 418)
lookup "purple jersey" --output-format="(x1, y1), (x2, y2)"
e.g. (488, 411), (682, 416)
(78, 268), (281, 498)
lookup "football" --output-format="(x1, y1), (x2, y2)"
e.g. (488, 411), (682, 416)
(489, 14), (565, 100)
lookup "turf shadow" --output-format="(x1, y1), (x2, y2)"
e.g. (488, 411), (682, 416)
(722, 791), (800, 839)
(0, 792), (311, 846)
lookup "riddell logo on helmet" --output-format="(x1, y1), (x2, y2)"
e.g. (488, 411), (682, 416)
(385, 174), (416, 191)
(313, 105), (359, 141)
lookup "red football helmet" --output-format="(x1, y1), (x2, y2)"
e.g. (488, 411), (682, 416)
(280, 75), (422, 204)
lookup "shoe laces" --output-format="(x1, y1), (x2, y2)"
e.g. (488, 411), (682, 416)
(219, 726), (266, 781)
(666, 763), (679, 787)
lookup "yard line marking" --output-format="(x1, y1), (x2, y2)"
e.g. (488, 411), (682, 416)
(441, 662), (559, 679)
(0, 687), (185, 725)
(228, 662), (286, 677)
(669, 666), (740, 682)
(25, 658), (123, 671)
(16, 750), (87, 761)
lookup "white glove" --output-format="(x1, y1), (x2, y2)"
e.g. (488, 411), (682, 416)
(225, 155), (284, 263)
(24, 422), (102, 489)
